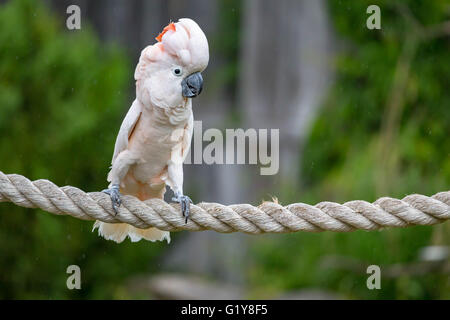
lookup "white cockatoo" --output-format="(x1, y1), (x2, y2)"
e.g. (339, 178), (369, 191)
(93, 18), (209, 243)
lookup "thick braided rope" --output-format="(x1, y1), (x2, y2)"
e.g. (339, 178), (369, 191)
(0, 171), (448, 234)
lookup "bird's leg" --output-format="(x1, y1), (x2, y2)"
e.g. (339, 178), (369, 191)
(104, 150), (137, 215)
(167, 159), (192, 223)
(102, 184), (121, 215)
(172, 191), (193, 224)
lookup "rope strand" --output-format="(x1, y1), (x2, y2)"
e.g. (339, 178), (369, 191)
(0, 171), (448, 234)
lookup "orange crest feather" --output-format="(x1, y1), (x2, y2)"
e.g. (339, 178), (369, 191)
(155, 22), (176, 42)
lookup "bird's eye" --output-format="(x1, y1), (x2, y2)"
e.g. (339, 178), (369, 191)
(173, 67), (182, 76)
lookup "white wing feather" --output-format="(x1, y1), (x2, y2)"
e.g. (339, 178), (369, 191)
(111, 99), (142, 164)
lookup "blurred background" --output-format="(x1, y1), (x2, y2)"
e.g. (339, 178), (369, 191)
(0, 0), (449, 299)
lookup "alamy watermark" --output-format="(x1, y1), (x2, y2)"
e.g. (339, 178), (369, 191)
(366, 5), (381, 30)
(366, 265), (381, 290)
(66, 264), (81, 290)
(66, 5), (81, 30)
(180, 121), (279, 176)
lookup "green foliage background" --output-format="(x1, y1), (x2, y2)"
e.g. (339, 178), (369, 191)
(0, 0), (165, 299)
(0, 0), (448, 299)
(248, 0), (449, 299)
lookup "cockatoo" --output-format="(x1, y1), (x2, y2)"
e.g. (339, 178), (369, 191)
(93, 18), (209, 243)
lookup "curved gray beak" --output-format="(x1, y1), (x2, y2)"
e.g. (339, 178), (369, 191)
(182, 72), (203, 98)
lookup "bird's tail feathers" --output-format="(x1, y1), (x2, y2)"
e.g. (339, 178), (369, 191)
(94, 183), (170, 244)
(93, 220), (170, 244)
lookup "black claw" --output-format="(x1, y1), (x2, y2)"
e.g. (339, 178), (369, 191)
(172, 194), (192, 224)
(102, 185), (121, 215)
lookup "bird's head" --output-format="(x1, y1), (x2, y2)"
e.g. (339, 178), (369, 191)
(135, 18), (209, 108)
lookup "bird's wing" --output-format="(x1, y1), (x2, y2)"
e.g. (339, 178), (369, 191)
(111, 99), (142, 164)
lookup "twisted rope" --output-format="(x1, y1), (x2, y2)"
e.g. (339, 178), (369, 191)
(0, 171), (449, 234)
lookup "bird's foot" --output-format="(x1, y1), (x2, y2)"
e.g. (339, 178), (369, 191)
(102, 184), (121, 215)
(172, 192), (193, 224)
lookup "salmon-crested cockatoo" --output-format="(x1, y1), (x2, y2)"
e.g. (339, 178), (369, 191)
(93, 18), (209, 243)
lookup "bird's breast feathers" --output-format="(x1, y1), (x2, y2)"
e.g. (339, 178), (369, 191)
(124, 103), (193, 183)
